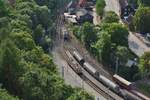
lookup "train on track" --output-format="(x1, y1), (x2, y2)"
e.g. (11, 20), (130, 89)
(65, 50), (82, 75)
(67, 50), (149, 100)
(62, 27), (69, 41)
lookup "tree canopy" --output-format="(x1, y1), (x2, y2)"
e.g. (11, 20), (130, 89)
(0, 0), (94, 99)
(96, 0), (106, 16)
(138, 0), (150, 7)
(139, 52), (150, 76)
(133, 7), (150, 33)
(0, 88), (19, 100)
(102, 11), (119, 23)
(101, 23), (129, 46)
(81, 22), (97, 49)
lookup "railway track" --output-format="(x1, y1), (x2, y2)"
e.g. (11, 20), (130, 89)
(54, 8), (137, 100)
(60, 47), (124, 100)
(66, 29), (113, 80)
(55, 15), (145, 100)
(54, 3), (119, 100)
(54, 4), (149, 100)
(82, 75), (114, 100)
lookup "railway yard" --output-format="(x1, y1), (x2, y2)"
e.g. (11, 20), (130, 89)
(52, 1), (150, 100)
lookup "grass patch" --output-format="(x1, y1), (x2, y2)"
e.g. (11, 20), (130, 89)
(138, 83), (150, 97)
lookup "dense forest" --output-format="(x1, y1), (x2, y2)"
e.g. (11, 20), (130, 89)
(0, 0), (94, 99)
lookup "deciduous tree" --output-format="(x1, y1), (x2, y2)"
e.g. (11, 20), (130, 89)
(134, 7), (150, 34)
(0, 88), (19, 100)
(101, 23), (129, 46)
(81, 22), (97, 49)
(139, 52), (150, 76)
(102, 11), (119, 23)
(96, 0), (106, 16)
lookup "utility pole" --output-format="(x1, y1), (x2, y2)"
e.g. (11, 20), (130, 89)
(115, 57), (119, 74)
(62, 66), (64, 78)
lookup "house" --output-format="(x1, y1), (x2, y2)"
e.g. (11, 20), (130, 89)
(76, 9), (93, 23)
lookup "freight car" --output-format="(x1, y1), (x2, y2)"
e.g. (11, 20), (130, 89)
(83, 62), (122, 94)
(98, 75), (120, 93)
(83, 62), (99, 77)
(113, 74), (132, 90)
(65, 50), (82, 75)
(73, 51), (85, 65)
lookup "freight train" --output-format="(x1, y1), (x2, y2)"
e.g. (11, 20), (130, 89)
(71, 50), (149, 100)
(73, 51), (121, 94)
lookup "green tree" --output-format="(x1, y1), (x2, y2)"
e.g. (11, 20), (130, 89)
(19, 65), (64, 100)
(72, 25), (81, 39)
(0, 0), (9, 17)
(81, 22), (97, 49)
(138, 0), (150, 6)
(22, 47), (56, 72)
(103, 11), (119, 23)
(10, 31), (36, 50)
(115, 46), (131, 66)
(133, 7), (150, 33)
(0, 39), (23, 95)
(0, 17), (10, 41)
(96, 0), (106, 16)
(10, 19), (31, 33)
(101, 23), (129, 46)
(139, 52), (150, 76)
(92, 31), (111, 63)
(0, 88), (19, 100)
(35, 6), (51, 29)
(0, 0), (94, 99)
(67, 89), (94, 100)
(60, 85), (75, 100)
(34, 24), (44, 44)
